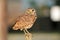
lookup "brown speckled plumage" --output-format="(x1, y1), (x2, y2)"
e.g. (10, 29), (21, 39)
(13, 8), (37, 31)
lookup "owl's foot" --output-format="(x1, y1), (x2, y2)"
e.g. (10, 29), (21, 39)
(25, 32), (32, 40)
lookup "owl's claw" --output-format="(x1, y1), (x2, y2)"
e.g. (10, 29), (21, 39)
(25, 32), (32, 40)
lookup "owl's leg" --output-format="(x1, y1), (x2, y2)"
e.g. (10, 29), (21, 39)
(25, 29), (32, 40)
(23, 29), (27, 34)
(25, 29), (29, 33)
(23, 29), (32, 40)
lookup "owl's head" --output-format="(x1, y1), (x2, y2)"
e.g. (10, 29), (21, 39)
(26, 8), (36, 15)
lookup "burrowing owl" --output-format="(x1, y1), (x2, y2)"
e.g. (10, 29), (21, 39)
(13, 8), (37, 33)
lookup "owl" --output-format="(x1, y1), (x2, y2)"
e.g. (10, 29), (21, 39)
(13, 8), (37, 33)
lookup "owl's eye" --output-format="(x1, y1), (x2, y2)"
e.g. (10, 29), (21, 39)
(32, 10), (34, 11)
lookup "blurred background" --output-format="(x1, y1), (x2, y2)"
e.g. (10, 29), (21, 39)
(7, 0), (60, 40)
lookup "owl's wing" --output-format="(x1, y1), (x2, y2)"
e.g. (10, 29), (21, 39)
(13, 13), (37, 30)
